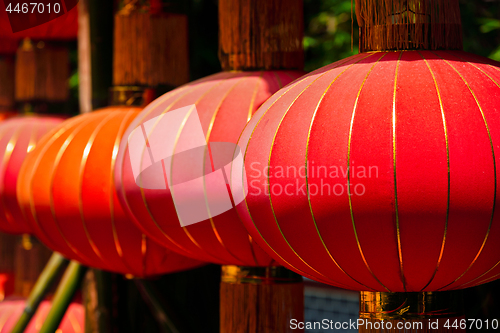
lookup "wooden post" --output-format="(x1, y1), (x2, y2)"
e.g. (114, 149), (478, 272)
(220, 266), (304, 333)
(113, 3), (190, 88)
(218, 0), (304, 71)
(15, 39), (69, 102)
(0, 56), (15, 111)
(355, 0), (462, 52)
(78, 0), (114, 113)
(111, 0), (190, 104)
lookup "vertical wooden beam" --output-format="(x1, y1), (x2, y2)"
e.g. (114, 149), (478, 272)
(78, 0), (114, 113)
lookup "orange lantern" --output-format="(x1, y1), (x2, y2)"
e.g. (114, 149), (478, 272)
(17, 108), (203, 276)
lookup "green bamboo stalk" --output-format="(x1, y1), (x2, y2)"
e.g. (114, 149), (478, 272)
(134, 279), (184, 333)
(11, 252), (68, 333)
(39, 261), (87, 333)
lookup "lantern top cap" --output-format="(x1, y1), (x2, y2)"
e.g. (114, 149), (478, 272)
(355, 0), (463, 52)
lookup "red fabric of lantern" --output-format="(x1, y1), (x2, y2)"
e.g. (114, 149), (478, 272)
(115, 71), (304, 266)
(236, 51), (500, 292)
(0, 299), (83, 332)
(17, 108), (204, 276)
(0, 116), (63, 234)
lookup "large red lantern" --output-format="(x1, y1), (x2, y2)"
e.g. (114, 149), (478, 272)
(17, 108), (203, 276)
(236, 0), (500, 328)
(115, 0), (306, 330)
(0, 299), (83, 333)
(0, 116), (63, 234)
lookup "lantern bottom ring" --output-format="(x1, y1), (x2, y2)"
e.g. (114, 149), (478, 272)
(360, 290), (464, 321)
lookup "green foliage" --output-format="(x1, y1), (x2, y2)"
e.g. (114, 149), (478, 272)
(303, 0), (359, 71)
(460, 0), (500, 61)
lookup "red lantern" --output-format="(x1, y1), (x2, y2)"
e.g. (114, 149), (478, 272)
(236, 0), (500, 327)
(0, 299), (83, 333)
(238, 49), (500, 291)
(115, 0), (306, 330)
(116, 71), (304, 266)
(0, 117), (63, 234)
(17, 108), (204, 276)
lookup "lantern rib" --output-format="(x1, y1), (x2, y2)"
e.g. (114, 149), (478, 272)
(23, 116), (82, 256)
(282, 71), (298, 82)
(435, 52), (497, 291)
(119, 85), (196, 255)
(166, 78), (242, 264)
(247, 235), (259, 266)
(472, 271), (500, 288)
(0, 125), (22, 229)
(265, 54), (371, 289)
(77, 112), (121, 268)
(242, 75), (337, 285)
(346, 52), (392, 292)
(419, 51), (451, 292)
(392, 51), (407, 292)
(302, 53), (380, 291)
(447, 52), (500, 289)
(110, 109), (139, 275)
(49, 115), (98, 264)
(203, 73), (252, 265)
(245, 72), (264, 266)
(272, 71), (284, 90)
(246, 71), (264, 122)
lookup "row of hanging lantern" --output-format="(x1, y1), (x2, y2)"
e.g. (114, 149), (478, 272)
(0, 0), (498, 332)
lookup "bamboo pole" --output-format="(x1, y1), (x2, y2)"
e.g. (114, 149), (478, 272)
(39, 261), (87, 333)
(11, 253), (68, 333)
